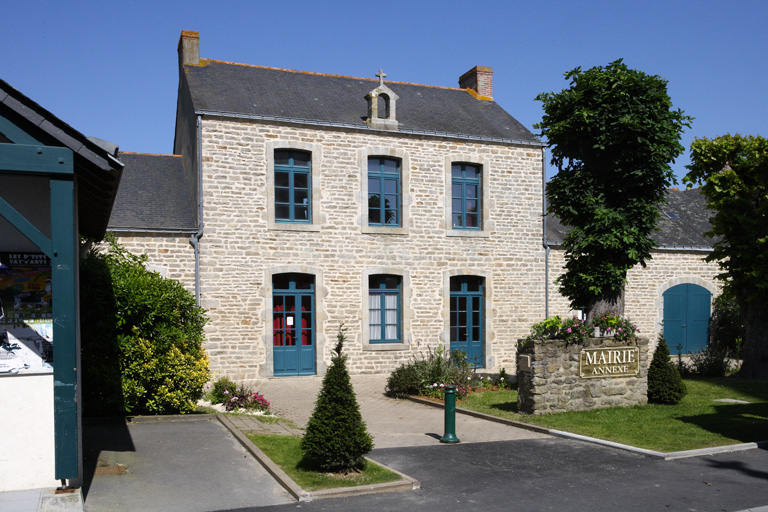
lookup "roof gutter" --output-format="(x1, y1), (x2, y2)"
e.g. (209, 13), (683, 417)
(108, 227), (198, 234)
(189, 115), (204, 304)
(193, 109), (546, 148)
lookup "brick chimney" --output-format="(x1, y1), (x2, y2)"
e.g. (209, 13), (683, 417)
(459, 66), (493, 99)
(178, 30), (200, 66)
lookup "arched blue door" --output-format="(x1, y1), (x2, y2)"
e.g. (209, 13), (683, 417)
(663, 283), (711, 355)
(450, 276), (484, 368)
(273, 273), (315, 376)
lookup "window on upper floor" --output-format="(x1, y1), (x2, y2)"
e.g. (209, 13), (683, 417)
(367, 157), (401, 227)
(368, 274), (401, 343)
(451, 163), (481, 230)
(274, 150), (311, 223)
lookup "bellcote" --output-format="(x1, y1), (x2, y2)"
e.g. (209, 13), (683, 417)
(365, 69), (399, 131)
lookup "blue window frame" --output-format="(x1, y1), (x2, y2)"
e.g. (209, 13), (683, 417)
(275, 150), (311, 223)
(273, 273), (315, 376)
(450, 276), (484, 368)
(368, 157), (400, 227)
(368, 274), (401, 343)
(451, 163), (481, 229)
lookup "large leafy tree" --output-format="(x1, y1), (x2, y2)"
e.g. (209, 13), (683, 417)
(684, 134), (768, 378)
(536, 60), (692, 322)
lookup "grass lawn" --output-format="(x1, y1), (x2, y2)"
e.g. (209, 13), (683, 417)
(458, 378), (768, 452)
(246, 433), (403, 491)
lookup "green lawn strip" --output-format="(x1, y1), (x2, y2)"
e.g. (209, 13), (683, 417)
(457, 378), (768, 452)
(246, 433), (403, 491)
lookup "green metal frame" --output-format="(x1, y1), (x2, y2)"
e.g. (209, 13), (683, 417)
(0, 141), (79, 480)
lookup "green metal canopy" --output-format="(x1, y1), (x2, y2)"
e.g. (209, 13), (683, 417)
(0, 78), (123, 483)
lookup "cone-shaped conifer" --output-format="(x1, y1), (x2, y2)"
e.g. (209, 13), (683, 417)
(647, 336), (687, 404)
(301, 324), (373, 472)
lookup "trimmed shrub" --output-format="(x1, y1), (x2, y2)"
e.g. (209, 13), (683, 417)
(209, 376), (238, 404)
(80, 235), (210, 416)
(301, 325), (373, 473)
(648, 336), (687, 405)
(385, 345), (473, 399)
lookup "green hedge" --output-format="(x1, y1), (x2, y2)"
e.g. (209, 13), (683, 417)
(80, 235), (210, 416)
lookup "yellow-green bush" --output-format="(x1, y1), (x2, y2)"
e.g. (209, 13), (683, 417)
(80, 235), (210, 416)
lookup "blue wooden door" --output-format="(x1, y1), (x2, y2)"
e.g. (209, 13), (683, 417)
(273, 274), (315, 376)
(663, 283), (711, 355)
(450, 276), (484, 368)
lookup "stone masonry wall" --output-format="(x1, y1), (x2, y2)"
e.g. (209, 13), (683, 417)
(113, 233), (196, 294)
(517, 336), (650, 415)
(547, 248), (721, 352)
(198, 118), (544, 380)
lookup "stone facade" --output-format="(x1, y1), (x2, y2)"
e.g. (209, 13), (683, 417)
(194, 118), (544, 380)
(546, 248), (721, 351)
(114, 233), (197, 292)
(517, 336), (650, 414)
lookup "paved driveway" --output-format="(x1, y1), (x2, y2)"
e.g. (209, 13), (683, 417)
(254, 374), (547, 448)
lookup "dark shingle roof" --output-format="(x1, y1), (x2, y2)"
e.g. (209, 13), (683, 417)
(108, 152), (196, 232)
(546, 188), (714, 250)
(184, 60), (541, 145)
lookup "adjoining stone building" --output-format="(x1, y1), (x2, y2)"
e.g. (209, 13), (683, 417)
(545, 188), (721, 355)
(109, 31), (721, 382)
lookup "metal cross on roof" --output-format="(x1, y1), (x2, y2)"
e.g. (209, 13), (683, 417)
(376, 69), (387, 86)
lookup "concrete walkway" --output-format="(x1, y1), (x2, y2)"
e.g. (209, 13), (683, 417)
(248, 374), (548, 448)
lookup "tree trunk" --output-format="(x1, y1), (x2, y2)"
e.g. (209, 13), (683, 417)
(736, 302), (768, 379)
(585, 288), (625, 324)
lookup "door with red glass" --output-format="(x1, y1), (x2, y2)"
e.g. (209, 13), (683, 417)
(273, 273), (315, 376)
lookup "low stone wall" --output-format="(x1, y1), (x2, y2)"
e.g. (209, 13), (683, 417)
(517, 336), (650, 415)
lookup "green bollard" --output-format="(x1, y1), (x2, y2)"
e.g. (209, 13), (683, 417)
(440, 385), (460, 443)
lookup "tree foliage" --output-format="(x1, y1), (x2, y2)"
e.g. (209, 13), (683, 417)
(684, 134), (768, 378)
(536, 60), (692, 320)
(301, 325), (373, 473)
(80, 235), (210, 415)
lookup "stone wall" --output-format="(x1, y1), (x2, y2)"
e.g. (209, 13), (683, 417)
(113, 233), (197, 294)
(197, 118), (545, 380)
(517, 336), (650, 415)
(547, 248), (721, 351)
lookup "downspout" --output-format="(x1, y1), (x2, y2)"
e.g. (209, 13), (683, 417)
(542, 148), (549, 319)
(189, 115), (204, 304)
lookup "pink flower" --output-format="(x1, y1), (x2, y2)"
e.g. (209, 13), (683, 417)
(567, 328), (572, 333)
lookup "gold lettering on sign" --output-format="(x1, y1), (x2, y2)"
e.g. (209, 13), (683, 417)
(580, 347), (639, 379)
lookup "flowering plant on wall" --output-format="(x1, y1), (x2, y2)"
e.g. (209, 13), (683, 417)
(556, 316), (591, 346)
(591, 314), (638, 342)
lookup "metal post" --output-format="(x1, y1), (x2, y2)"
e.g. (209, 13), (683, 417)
(440, 385), (460, 443)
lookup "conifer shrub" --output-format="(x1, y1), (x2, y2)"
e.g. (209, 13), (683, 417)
(301, 324), (373, 473)
(647, 336), (687, 405)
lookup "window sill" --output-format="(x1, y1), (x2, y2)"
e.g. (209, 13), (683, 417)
(268, 222), (321, 232)
(446, 229), (490, 238)
(362, 226), (409, 235)
(362, 342), (410, 352)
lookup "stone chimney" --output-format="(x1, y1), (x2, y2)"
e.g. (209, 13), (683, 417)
(459, 66), (493, 99)
(178, 30), (200, 66)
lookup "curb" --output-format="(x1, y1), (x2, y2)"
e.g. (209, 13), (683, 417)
(216, 414), (420, 502)
(406, 395), (768, 460)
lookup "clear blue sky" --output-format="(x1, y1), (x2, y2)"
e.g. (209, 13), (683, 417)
(2, 0), (766, 182)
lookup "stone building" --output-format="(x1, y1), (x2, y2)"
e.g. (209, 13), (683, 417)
(111, 31), (547, 380)
(546, 188), (720, 355)
(109, 31), (721, 382)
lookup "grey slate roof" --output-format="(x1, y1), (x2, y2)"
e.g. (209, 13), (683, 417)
(546, 188), (715, 250)
(184, 60), (542, 146)
(108, 152), (196, 232)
